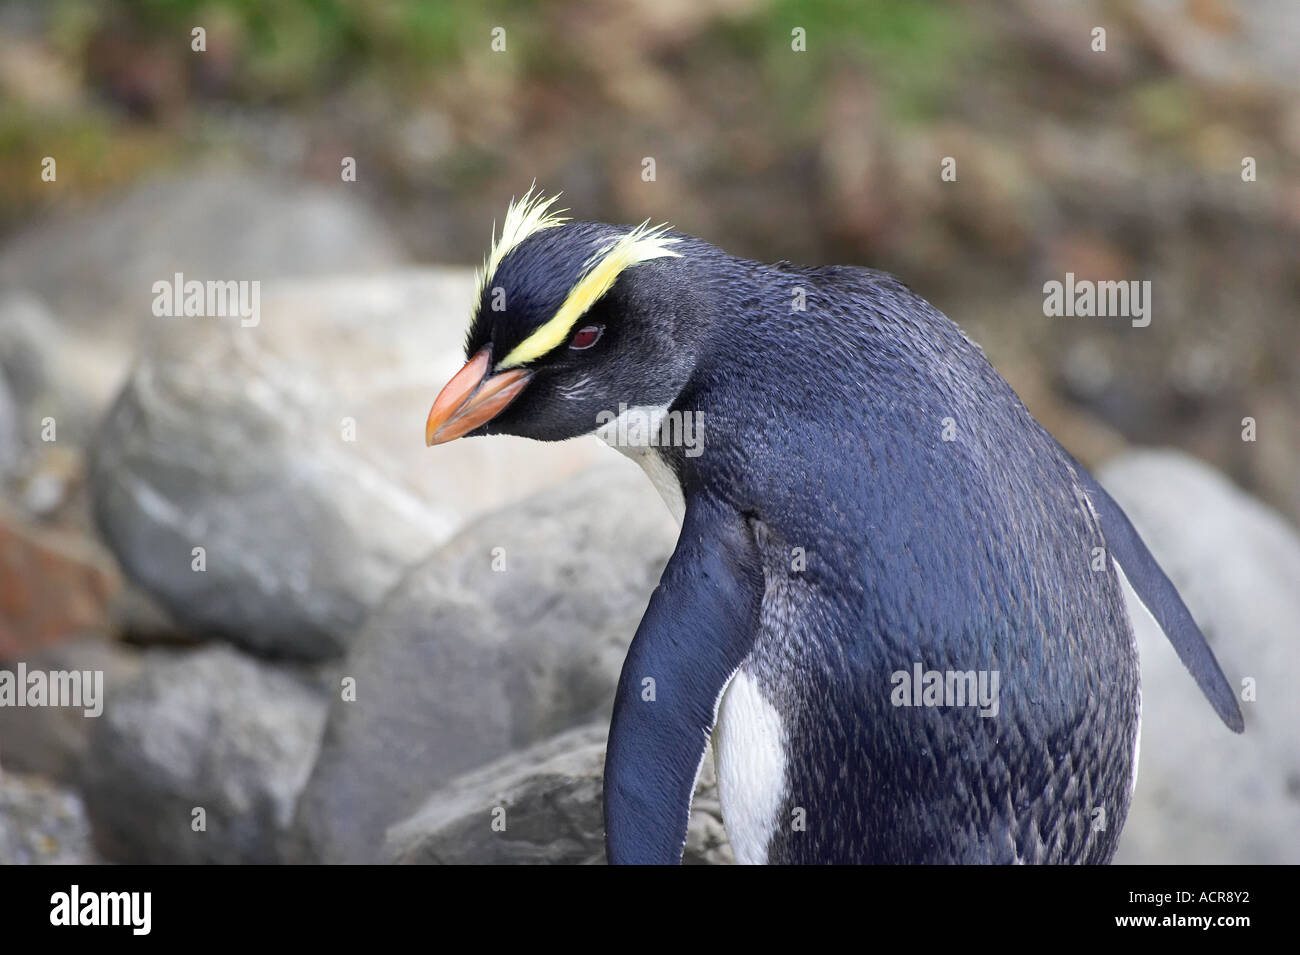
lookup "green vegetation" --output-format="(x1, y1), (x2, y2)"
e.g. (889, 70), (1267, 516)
(715, 0), (975, 123)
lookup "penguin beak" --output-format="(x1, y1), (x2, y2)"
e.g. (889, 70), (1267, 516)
(426, 347), (532, 446)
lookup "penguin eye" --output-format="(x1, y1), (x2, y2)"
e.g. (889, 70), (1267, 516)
(568, 324), (604, 350)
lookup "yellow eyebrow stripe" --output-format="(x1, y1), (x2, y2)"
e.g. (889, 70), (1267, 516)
(496, 221), (681, 370)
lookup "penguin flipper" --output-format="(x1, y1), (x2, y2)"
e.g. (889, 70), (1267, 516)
(1079, 469), (1245, 733)
(604, 496), (764, 864)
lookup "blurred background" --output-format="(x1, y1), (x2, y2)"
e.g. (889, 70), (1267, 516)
(0, 0), (1296, 865)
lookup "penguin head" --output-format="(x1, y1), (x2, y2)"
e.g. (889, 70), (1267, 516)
(425, 190), (700, 445)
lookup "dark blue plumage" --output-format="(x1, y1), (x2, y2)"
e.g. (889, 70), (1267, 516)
(604, 496), (763, 864)
(433, 216), (1243, 865)
(638, 248), (1147, 862)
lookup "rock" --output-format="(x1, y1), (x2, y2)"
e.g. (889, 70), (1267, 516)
(0, 294), (149, 624)
(0, 294), (155, 650)
(89, 269), (612, 660)
(81, 645), (327, 864)
(0, 367), (18, 481)
(0, 635), (140, 785)
(14, 445), (82, 521)
(294, 464), (678, 863)
(0, 770), (99, 864)
(1100, 450), (1300, 864)
(386, 724), (607, 865)
(0, 173), (408, 506)
(0, 171), (406, 336)
(1132, 0), (1300, 93)
(0, 292), (113, 463)
(0, 502), (122, 658)
(385, 724), (733, 865)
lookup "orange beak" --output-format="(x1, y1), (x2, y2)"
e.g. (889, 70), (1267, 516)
(425, 348), (532, 446)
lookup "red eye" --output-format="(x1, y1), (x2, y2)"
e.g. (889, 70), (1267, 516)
(569, 324), (604, 350)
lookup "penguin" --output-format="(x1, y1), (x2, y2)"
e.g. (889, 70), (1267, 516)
(424, 188), (1244, 864)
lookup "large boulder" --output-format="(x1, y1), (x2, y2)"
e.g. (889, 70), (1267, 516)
(81, 645), (328, 864)
(385, 724), (733, 865)
(293, 464), (678, 863)
(1101, 450), (1300, 864)
(89, 270), (610, 660)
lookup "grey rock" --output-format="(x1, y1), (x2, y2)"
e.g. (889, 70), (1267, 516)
(1101, 450), (1300, 864)
(385, 724), (733, 865)
(387, 724), (608, 865)
(0, 292), (112, 459)
(0, 293), (136, 540)
(294, 464), (678, 863)
(0, 294), (52, 413)
(0, 635), (141, 785)
(0, 172), (408, 493)
(0, 170), (406, 337)
(0, 770), (99, 864)
(82, 645), (327, 863)
(90, 352), (445, 660)
(89, 269), (610, 660)
(0, 365), (18, 480)
(0, 295), (50, 481)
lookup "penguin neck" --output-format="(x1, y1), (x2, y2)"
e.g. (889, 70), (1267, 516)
(594, 249), (762, 524)
(595, 407), (688, 525)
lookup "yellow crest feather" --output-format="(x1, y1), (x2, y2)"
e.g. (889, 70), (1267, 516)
(474, 185), (569, 315)
(497, 221), (681, 370)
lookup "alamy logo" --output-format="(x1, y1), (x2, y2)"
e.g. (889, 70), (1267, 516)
(0, 665), (102, 717)
(1043, 272), (1151, 327)
(152, 272), (261, 327)
(50, 886), (151, 935)
(890, 663), (1000, 717)
(595, 404), (704, 458)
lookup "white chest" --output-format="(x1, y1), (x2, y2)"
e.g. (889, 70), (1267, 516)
(711, 669), (788, 864)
